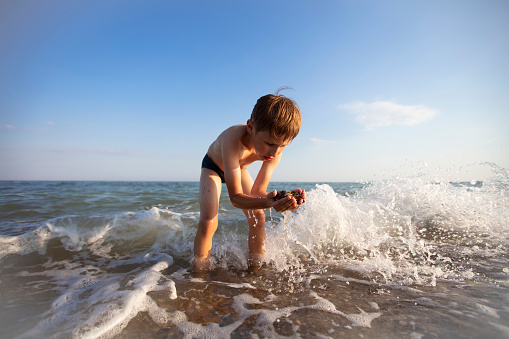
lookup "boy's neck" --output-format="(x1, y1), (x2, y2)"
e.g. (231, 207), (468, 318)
(240, 124), (254, 150)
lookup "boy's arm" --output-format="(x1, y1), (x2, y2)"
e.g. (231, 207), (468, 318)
(222, 140), (293, 211)
(250, 155), (280, 198)
(222, 139), (271, 209)
(252, 155), (306, 212)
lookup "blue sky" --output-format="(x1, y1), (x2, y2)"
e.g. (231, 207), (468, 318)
(1, 0), (508, 182)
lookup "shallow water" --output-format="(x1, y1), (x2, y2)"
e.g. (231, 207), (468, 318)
(0, 163), (508, 338)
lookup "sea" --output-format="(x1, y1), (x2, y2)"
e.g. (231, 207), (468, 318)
(0, 162), (508, 338)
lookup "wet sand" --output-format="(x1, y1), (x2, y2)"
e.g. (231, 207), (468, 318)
(115, 265), (509, 339)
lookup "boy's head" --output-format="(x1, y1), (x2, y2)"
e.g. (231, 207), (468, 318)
(250, 89), (301, 141)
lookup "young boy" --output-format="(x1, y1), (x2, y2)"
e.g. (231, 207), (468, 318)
(193, 90), (305, 271)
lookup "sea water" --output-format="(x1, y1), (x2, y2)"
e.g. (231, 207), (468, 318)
(0, 163), (508, 338)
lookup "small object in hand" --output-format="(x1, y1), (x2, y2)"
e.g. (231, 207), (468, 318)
(273, 190), (305, 204)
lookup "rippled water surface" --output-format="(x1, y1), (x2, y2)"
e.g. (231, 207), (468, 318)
(1, 163), (508, 338)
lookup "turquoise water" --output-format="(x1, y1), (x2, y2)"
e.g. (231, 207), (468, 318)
(0, 163), (508, 338)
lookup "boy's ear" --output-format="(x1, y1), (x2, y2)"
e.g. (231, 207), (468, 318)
(246, 119), (255, 134)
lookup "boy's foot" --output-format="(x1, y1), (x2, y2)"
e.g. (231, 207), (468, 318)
(191, 256), (210, 272)
(247, 262), (261, 274)
(247, 253), (265, 274)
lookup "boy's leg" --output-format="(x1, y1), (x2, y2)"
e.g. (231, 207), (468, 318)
(193, 168), (222, 271)
(240, 170), (266, 267)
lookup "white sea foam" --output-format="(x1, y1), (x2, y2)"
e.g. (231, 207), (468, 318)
(0, 164), (507, 338)
(18, 260), (176, 339)
(2, 166), (507, 286)
(0, 207), (192, 338)
(475, 303), (500, 319)
(170, 290), (381, 338)
(262, 171), (509, 285)
(0, 227), (51, 259)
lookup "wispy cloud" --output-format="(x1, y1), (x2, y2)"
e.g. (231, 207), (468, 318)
(338, 101), (437, 131)
(309, 138), (334, 147)
(38, 148), (149, 157)
(1, 122), (55, 132)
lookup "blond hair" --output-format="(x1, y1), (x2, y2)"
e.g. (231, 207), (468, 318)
(251, 89), (302, 141)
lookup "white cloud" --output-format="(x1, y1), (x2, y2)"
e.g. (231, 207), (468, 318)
(5, 124), (14, 130)
(338, 101), (437, 130)
(45, 121), (55, 125)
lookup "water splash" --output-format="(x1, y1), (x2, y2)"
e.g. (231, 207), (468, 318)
(1, 164), (508, 338)
(264, 164), (508, 285)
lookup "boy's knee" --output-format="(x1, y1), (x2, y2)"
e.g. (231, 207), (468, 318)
(254, 209), (265, 221)
(245, 209), (265, 223)
(197, 218), (218, 236)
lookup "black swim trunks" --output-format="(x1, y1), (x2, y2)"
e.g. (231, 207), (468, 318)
(201, 154), (225, 183)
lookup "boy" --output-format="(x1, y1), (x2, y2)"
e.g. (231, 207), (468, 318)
(193, 89), (305, 271)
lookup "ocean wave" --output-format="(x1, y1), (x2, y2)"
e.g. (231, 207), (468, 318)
(0, 163), (508, 338)
(2, 164), (508, 287)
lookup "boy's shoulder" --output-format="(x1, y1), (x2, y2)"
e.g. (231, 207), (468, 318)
(220, 124), (247, 141)
(212, 125), (248, 155)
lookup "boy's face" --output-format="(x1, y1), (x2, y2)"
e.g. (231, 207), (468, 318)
(247, 120), (290, 162)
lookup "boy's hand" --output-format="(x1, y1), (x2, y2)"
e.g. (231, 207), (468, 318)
(289, 189), (305, 211)
(267, 189), (306, 212)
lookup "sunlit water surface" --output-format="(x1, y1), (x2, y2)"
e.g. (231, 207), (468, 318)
(1, 163), (508, 338)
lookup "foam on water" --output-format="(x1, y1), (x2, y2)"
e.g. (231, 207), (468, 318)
(165, 287), (381, 338)
(0, 207), (197, 338)
(261, 163), (508, 285)
(22, 261), (176, 338)
(0, 162), (508, 338)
